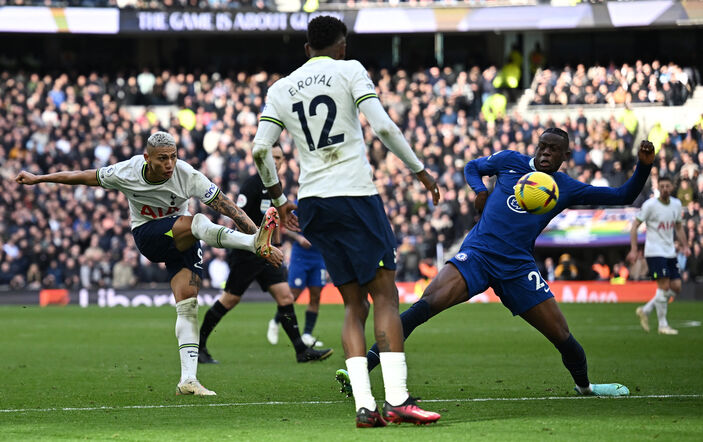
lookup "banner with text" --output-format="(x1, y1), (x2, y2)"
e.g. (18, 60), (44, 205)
(301, 281), (658, 305)
(0, 281), (662, 307)
(119, 10), (353, 33)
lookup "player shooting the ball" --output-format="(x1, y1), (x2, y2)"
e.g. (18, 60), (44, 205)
(337, 129), (656, 398)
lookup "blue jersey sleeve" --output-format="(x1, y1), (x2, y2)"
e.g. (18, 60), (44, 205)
(563, 162), (652, 207)
(464, 150), (515, 192)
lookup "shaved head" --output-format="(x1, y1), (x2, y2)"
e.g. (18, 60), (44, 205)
(147, 131), (176, 154)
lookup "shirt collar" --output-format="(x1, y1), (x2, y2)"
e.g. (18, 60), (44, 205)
(529, 158), (537, 171)
(306, 56), (332, 64)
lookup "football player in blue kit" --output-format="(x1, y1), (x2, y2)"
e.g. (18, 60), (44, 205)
(337, 129), (655, 398)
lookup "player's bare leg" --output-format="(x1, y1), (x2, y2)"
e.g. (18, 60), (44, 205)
(171, 268), (215, 396)
(337, 282), (379, 422)
(367, 268), (440, 425)
(521, 298), (628, 396)
(364, 264), (469, 373)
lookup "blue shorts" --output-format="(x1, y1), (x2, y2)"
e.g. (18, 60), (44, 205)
(132, 216), (204, 281)
(298, 195), (397, 286)
(449, 248), (554, 316)
(646, 257), (680, 280)
(288, 253), (326, 289)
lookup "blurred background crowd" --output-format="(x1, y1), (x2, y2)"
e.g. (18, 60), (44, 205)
(530, 61), (697, 107)
(1, 62), (701, 291)
(0, 0), (552, 8)
(0, 0), (642, 9)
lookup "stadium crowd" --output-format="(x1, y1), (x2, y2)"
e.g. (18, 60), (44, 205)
(1, 64), (702, 292)
(0, 0), (540, 8)
(530, 61), (699, 106)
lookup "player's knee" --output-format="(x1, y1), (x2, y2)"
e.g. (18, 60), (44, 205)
(219, 292), (240, 309)
(345, 300), (369, 319)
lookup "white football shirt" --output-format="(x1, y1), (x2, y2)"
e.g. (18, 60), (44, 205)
(637, 196), (682, 258)
(97, 155), (220, 229)
(260, 56), (379, 199)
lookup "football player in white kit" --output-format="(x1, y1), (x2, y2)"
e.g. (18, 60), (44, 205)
(628, 176), (690, 335)
(251, 16), (441, 427)
(16, 131), (283, 396)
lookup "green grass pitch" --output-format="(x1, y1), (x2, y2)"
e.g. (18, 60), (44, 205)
(2, 302), (702, 441)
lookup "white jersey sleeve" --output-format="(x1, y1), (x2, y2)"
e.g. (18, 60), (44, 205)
(97, 159), (133, 190)
(181, 161), (221, 205)
(348, 60), (379, 107)
(259, 92), (287, 132)
(636, 200), (651, 223)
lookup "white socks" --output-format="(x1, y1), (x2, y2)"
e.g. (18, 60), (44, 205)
(575, 383), (593, 395)
(642, 292), (657, 315)
(191, 213), (255, 251)
(380, 352), (410, 406)
(176, 297), (199, 383)
(653, 288), (669, 328)
(346, 353), (411, 412)
(346, 357), (376, 411)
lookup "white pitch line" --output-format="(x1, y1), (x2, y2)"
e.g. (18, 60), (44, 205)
(1, 394), (700, 414)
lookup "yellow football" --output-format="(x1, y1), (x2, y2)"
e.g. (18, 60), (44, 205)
(514, 171), (559, 214)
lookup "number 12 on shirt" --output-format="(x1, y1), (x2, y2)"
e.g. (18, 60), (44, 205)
(292, 95), (345, 151)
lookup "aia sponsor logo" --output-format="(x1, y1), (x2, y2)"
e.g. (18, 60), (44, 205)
(657, 221), (675, 230)
(140, 205), (180, 219)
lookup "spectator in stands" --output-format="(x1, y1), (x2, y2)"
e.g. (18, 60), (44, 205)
(113, 250), (138, 289)
(591, 254), (611, 281)
(207, 248), (229, 289)
(685, 242), (702, 283)
(555, 253), (579, 280)
(543, 256), (556, 282)
(610, 261), (629, 284)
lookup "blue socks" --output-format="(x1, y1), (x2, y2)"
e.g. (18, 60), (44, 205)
(367, 299), (433, 372)
(555, 333), (590, 388)
(304, 310), (318, 335)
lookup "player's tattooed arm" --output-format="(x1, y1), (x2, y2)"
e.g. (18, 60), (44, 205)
(206, 192), (258, 234)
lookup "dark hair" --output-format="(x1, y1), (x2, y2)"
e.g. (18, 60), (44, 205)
(659, 176), (672, 183)
(307, 16), (347, 50)
(542, 127), (569, 142)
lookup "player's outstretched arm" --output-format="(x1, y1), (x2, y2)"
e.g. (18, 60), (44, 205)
(675, 221), (691, 257)
(358, 100), (425, 170)
(15, 169), (99, 186)
(573, 140), (654, 207)
(627, 218), (643, 263)
(637, 140), (656, 166)
(206, 191), (258, 234)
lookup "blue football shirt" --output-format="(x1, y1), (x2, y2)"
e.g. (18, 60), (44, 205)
(461, 150), (650, 278)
